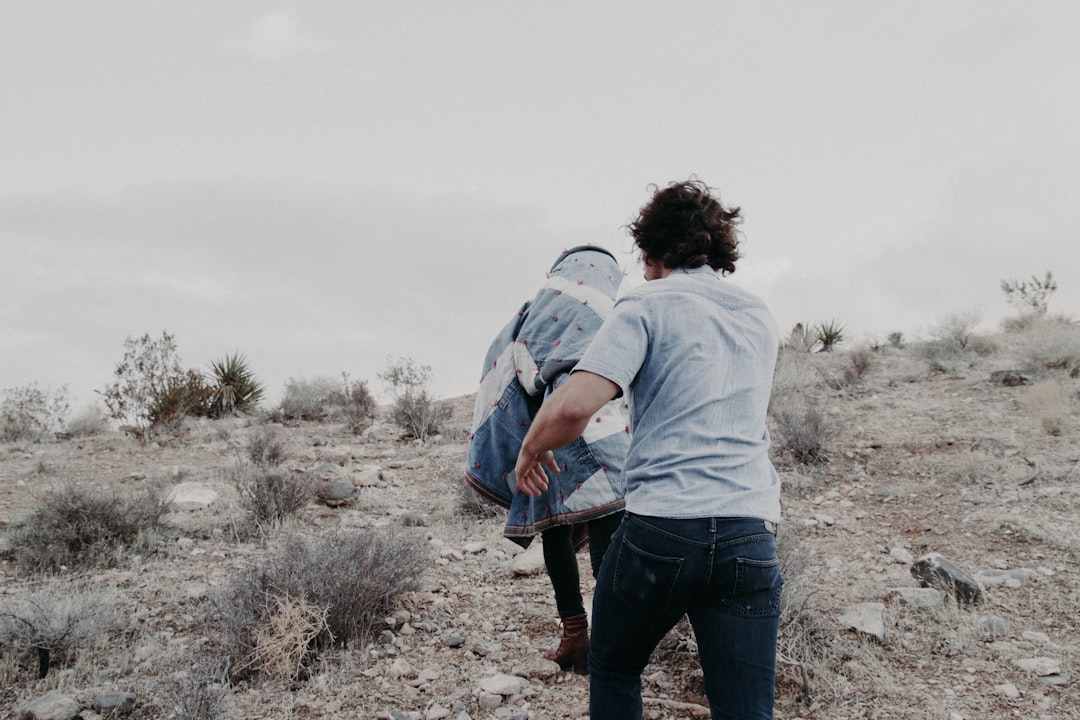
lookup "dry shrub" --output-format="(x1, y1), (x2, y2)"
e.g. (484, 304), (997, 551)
(390, 391), (452, 442)
(770, 396), (832, 465)
(229, 464), (309, 531)
(1020, 317), (1080, 373)
(163, 655), (232, 720)
(1, 383), (70, 442)
(211, 529), (429, 681)
(929, 310), (982, 351)
(4, 483), (169, 572)
(246, 426), (288, 467)
(0, 581), (128, 680)
(775, 526), (839, 709)
(824, 346), (874, 390)
(65, 403), (111, 437)
(278, 376), (342, 420)
(1025, 379), (1067, 436)
(772, 350), (824, 398)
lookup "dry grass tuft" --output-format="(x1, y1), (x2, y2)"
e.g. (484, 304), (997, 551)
(239, 593), (334, 682)
(1025, 379), (1067, 436)
(163, 655), (232, 720)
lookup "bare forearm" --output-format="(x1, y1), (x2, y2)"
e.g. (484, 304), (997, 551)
(514, 372), (620, 497)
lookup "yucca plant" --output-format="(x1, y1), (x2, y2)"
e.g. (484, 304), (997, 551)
(208, 353), (265, 418)
(815, 320), (845, 352)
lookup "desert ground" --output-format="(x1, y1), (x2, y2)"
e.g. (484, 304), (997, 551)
(1, 320), (1078, 719)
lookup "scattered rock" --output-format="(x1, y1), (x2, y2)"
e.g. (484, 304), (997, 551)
(477, 673), (528, 697)
(885, 587), (943, 609)
(165, 482), (218, 511)
(400, 511), (426, 527)
(388, 658), (418, 679)
(838, 602), (886, 641)
(994, 682), (1021, 698)
(510, 543), (546, 576)
(973, 568), (1036, 588)
(314, 479), (358, 507)
(1015, 656), (1061, 677)
(889, 546), (915, 564)
(989, 370), (1031, 386)
(910, 553), (985, 605)
(92, 691), (137, 716)
(18, 692), (80, 720)
(977, 615), (1010, 638)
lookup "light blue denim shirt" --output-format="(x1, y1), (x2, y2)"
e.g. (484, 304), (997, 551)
(574, 265), (781, 522)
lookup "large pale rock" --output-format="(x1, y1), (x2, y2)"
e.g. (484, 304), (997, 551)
(92, 692), (137, 716)
(510, 542), (546, 576)
(166, 482), (218, 511)
(18, 692), (80, 720)
(886, 587), (944, 609)
(974, 568), (1036, 588)
(477, 672), (529, 696)
(838, 602), (886, 641)
(1015, 657), (1061, 676)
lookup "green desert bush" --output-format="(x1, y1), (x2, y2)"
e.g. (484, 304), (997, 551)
(816, 320), (845, 352)
(210, 529), (429, 681)
(99, 331), (209, 442)
(379, 357), (451, 441)
(5, 483), (169, 572)
(207, 353), (265, 418)
(0, 581), (128, 679)
(1, 383), (70, 443)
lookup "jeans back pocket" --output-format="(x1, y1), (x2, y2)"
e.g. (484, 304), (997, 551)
(723, 555), (782, 617)
(612, 537), (684, 609)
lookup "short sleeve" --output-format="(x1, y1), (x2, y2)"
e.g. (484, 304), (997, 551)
(573, 296), (648, 397)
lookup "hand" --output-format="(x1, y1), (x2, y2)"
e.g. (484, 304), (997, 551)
(515, 449), (559, 497)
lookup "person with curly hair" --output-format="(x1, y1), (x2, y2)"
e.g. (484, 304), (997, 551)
(515, 179), (783, 719)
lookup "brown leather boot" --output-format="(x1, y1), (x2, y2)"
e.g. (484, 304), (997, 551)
(543, 613), (589, 674)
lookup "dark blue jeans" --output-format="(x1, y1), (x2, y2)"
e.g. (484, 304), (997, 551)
(589, 514), (782, 720)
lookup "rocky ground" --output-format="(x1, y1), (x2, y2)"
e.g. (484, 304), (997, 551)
(1, 327), (1078, 719)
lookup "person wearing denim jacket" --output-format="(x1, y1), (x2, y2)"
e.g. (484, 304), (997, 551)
(515, 181), (783, 719)
(466, 245), (630, 672)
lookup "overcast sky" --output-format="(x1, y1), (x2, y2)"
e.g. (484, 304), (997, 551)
(3, 1), (1078, 409)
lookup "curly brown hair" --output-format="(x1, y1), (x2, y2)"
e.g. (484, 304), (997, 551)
(628, 179), (742, 275)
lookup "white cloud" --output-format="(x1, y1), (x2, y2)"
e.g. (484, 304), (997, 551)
(234, 11), (321, 60)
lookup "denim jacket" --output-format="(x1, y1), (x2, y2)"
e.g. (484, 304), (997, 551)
(465, 246), (630, 546)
